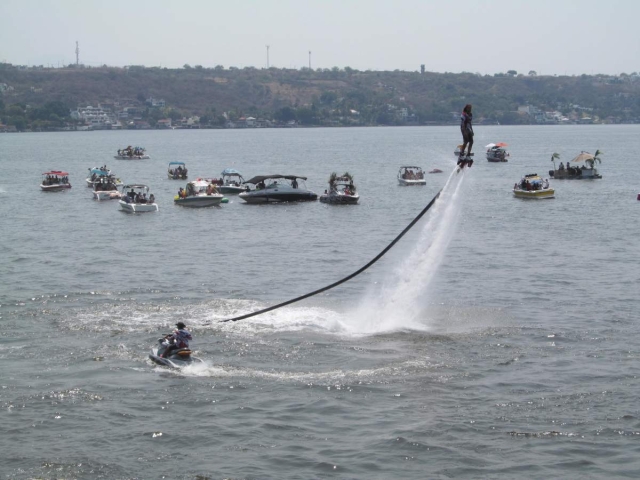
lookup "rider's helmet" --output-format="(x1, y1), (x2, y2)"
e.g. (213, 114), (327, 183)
(176, 322), (186, 330)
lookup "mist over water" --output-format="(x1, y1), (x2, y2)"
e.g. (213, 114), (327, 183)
(350, 166), (466, 333)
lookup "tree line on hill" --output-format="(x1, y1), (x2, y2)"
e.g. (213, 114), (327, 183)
(1, 63), (639, 131)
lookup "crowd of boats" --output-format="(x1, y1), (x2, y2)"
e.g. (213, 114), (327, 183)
(39, 142), (612, 213)
(39, 152), (367, 211)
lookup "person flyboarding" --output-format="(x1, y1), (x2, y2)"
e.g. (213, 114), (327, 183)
(458, 104), (474, 169)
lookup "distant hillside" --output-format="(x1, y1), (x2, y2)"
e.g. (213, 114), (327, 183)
(1, 63), (639, 130)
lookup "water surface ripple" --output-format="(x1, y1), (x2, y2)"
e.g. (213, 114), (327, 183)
(1, 126), (639, 479)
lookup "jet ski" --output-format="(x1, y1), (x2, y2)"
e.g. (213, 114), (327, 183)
(149, 337), (203, 369)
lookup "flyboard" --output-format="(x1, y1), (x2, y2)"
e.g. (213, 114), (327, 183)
(455, 146), (474, 172)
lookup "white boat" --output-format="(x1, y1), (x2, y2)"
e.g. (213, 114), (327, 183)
(174, 179), (224, 207)
(218, 168), (248, 194)
(114, 146), (149, 160)
(485, 143), (509, 162)
(513, 174), (555, 199)
(319, 172), (359, 204)
(119, 184), (158, 212)
(93, 177), (122, 201)
(239, 175), (318, 203)
(85, 166), (122, 187)
(397, 166), (426, 186)
(168, 162), (188, 180)
(40, 171), (71, 191)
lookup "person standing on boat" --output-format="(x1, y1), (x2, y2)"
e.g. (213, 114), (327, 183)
(459, 104), (474, 166)
(161, 322), (192, 358)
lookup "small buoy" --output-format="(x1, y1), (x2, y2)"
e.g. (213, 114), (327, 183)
(221, 197), (229, 203)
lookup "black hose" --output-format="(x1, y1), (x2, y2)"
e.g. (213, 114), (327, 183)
(219, 187), (444, 323)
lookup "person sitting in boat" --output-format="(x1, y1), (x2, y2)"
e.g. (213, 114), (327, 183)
(161, 322), (193, 358)
(291, 178), (298, 189)
(559, 162), (564, 170)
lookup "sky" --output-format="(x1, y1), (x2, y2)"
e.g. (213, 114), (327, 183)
(0, 0), (637, 76)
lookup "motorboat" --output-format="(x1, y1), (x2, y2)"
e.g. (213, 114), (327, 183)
(485, 143), (509, 162)
(549, 151), (603, 179)
(119, 184), (158, 212)
(149, 337), (203, 369)
(397, 166), (426, 186)
(513, 174), (555, 199)
(168, 162), (188, 180)
(93, 176), (122, 201)
(174, 179), (224, 207)
(86, 166), (122, 187)
(40, 171), (71, 191)
(239, 175), (318, 203)
(114, 146), (149, 160)
(319, 172), (359, 204)
(218, 168), (248, 194)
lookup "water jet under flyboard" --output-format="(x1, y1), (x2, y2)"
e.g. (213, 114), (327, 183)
(347, 166), (467, 334)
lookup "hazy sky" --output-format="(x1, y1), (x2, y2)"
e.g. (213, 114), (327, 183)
(1, 0), (637, 75)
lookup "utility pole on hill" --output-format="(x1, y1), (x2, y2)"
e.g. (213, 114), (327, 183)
(308, 51), (311, 70)
(266, 45), (270, 68)
(75, 41), (79, 66)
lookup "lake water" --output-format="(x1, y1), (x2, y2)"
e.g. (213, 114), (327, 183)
(1, 125), (639, 479)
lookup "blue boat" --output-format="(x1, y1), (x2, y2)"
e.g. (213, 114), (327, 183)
(85, 166), (122, 187)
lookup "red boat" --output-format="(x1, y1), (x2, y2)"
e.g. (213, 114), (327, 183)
(40, 171), (71, 191)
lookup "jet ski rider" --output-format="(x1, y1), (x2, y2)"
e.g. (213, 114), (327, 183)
(161, 322), (193, 358)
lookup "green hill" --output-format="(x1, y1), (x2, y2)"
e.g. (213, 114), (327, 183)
(1, 63), (639, 131)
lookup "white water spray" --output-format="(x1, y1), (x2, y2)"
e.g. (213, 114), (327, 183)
(349, 167), (467, 333)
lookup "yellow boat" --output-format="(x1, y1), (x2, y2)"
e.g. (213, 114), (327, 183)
(513, 174), (554, 199)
